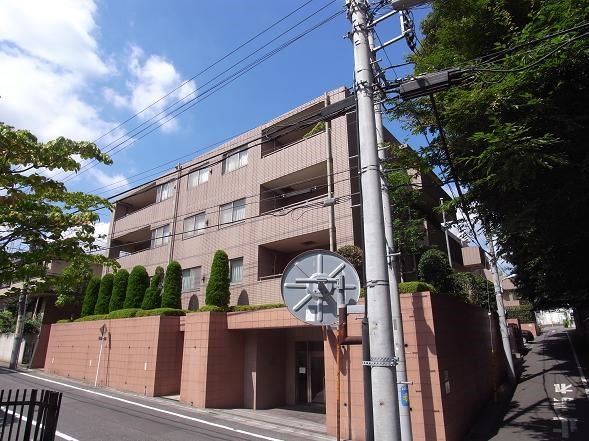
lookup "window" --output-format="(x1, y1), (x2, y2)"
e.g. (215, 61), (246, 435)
(188, 168), (209, 187)
(156, 182), (173, 202)
(183, 212), (206, 238)
(182, 267), (201, 292)
(150, 224), (170, 248)
(229, 258), (243, 284)
(219, 199), (246, 225)
(223, 148), (248, 174)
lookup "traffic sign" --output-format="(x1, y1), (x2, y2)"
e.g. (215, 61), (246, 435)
(281, 250), (361, 326)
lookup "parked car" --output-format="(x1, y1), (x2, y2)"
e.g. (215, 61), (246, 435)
(521, 330), (534, 343)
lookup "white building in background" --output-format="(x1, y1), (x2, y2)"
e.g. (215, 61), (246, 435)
(535, 309), (574, 327)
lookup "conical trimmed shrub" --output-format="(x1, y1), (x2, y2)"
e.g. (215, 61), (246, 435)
(124, 265), (149, 309)
(205, 250), (230, 308)
(141, 266), (165, 310)
(94, 273), (114, 314)
(161, 261), (182, 309)
(81, 276), (101, 317)
(109, 269), (129, 312)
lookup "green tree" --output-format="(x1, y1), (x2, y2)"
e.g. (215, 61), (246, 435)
(0, 123), (117, 300)
(142, 266), (165, 310)
(451, 272), (496, 310)
(337, 245), (364, 280)
(161, 261), (182, 309)
(94, 273), (114, 314)
(205, 250), (230, 308)
(81, 276), (101, 317)
(418, 248), (453, 293)
(109, 269), (128, 312)
(124, 266), (149, 309)
(391, 0), (589, 307)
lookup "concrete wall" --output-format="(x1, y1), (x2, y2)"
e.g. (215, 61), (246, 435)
(29, 324), (51, 368)
(0, 333), (28, 363)
(45, 316), (182, 396)
(325, 292), (507, 441)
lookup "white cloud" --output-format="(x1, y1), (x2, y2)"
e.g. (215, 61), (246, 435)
(0, 0), (116, 142)
(87, 168), (130, 191)
(93, 221), (110, 249)
(104, 45), (197, 133)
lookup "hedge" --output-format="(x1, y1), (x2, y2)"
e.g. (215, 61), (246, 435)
(197, 305), (229, 312)
(124, 266), (149, 309)
(94, 273), (114, 315)
(398, 281), (436, 294)
(142, 266), (165, 310)
(107, 308), (140, 320)
(506, 304), (536, 323)
(109, 269), (129, 312)
(418, 248), (454, 293)
(205, 250), (230, 308)
(161, 261), (182, 309)
(81, 276), (101, 317)
(56, 319), (72, 324)
(230, 303), (285, 312)
(75, 314), (108, 322)
(135, 308), (185, 317)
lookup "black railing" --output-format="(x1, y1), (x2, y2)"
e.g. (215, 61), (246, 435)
(0, 389), (63, 441)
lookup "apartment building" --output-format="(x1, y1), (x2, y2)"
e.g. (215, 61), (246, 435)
(107, 87), (360, 311)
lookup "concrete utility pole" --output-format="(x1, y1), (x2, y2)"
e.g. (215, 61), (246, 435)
(440, 198), (452, 267)
(9, 281), (28, 369)
(369, 32), (413, 441)
(347, 1), (401, 439)
(487, 236), (516, 384)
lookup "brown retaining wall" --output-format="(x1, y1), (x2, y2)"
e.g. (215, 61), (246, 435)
(44, 316), (182, 396)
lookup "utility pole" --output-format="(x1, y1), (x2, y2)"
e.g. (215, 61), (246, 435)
(9, 279), (28, 369)
(347, 1), (401, 440)
(487, 236), (516, 384)
(369, 31), (413, 441)
(440, 198), (452, 267)
(325, 92), (336, 252)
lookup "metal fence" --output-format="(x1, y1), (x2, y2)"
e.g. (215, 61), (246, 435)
(0, 389), (63, 441)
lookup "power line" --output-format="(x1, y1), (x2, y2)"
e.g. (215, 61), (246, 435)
(60, 3), (343, 183)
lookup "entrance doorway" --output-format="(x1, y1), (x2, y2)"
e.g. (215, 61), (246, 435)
(295, 341), (325, 405)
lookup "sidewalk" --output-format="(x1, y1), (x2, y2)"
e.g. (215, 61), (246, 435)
(467, 327), (589, 440)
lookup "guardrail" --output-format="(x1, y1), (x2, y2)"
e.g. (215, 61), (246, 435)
(0, 389), (62, 441)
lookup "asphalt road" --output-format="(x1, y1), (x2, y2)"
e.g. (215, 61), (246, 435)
(0, 368), (327, 441)
(491, 327), (589, 441)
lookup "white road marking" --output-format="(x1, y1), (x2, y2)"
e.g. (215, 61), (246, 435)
(15, 371), (284, 441)
(566, 331), (589, 401)
(554, 383), (573, 394)
(1, 406), (79, 441)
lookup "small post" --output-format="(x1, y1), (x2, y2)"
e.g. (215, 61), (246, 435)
(94, 324), (108, 387)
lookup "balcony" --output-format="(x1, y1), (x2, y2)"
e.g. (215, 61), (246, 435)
(259, 162), (328, 215)
(257, 229), (330, 280)
(109, 227), (152, 259)
(261, 102), (325, 157)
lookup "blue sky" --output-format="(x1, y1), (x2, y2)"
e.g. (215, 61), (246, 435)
(1, 0), (429, 237)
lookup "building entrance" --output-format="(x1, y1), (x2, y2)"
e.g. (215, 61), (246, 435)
(295, 341), (325, 404)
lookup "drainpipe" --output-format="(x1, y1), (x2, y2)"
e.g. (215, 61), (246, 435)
(168, 163), (182, 262)
(325, 92), (336, 252)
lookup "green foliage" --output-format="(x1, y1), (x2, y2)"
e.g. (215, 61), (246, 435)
(398, 281), (436, 294)
(74, 314), (108, 322)
(135, 308), (186, 317)
(383, 143), (430, 258)
(161, 261), (182, 309)
(337, 245), (363, 279)
(54, 258), (106, 307)
(197, 305), (229, 312)
(81, 276), (101, 317)
(109, 270), (128, 312)
(418, 249), (454, 293)
(0, 123), (117, 299)
(23, 317), (41, 334)
(0, 310), (14, 333)
(141, 287), (159, 310)
(107, 308), (140, 320)
(506, 304), (535, 323)
(124, 266), (149, 309)
(303, 121), (325, 138)
(451, 272), (497, 311)
(94, 273), (114, 315)
(391, 0), (589, 307)
(150, 266), (165, 290)
(205, 251), (230, 308)
(56, 319), (72, 324)
(230, 304), (285, 312)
